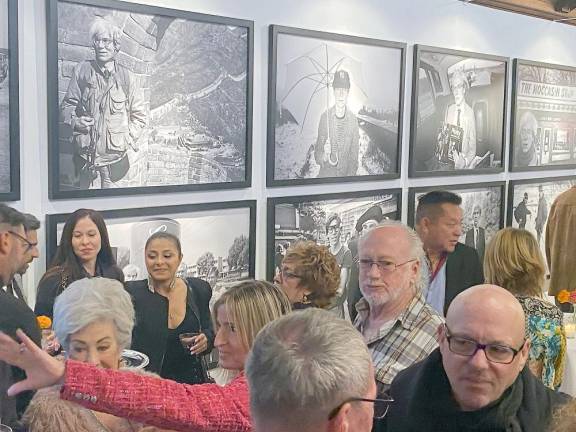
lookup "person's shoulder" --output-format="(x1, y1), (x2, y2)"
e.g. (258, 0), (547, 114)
(38, 269), (65, 289)
(452, 242), (479, 258)
(125, 279), (150, 296)
(186, 277), (212, 297)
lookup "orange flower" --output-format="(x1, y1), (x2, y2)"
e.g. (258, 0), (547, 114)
(36, 315), (52, 330)
(557, 290), (571, 304)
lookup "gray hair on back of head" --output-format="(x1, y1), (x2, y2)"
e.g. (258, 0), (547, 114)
(246, 308), (372, 428)
(359, 219), (428, 292)
(53, 277), (134, 353)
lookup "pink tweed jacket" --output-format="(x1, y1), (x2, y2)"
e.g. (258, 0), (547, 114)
(60, 360), (252, 432)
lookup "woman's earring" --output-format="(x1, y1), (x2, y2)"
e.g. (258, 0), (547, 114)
(302, 293), (311, 304)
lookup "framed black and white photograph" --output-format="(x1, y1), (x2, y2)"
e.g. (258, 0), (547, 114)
(510, 59), (576, 171)
(47, 0), (253, 199)
(267, 189), (401, 319)
(407, 182), (505, 262)
(46, 201), (256, 304)
(409, 45), (508, 177)
(267, 25), (405, 186)
(507, 176), (575, 266)
(0, 0), (19, 201)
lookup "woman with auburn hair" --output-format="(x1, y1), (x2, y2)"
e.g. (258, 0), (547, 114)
(484, 227), (565, 389)
(273, 240), (340, 309)
(35, 209), (124, 319)
(0, 280), (292, 432)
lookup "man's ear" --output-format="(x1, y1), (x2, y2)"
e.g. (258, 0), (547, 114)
(0, 231), (10, 255)
(328, 402), (352, 432)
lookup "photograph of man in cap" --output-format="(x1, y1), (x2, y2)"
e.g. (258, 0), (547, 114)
(535, 185), (548, 244)
(325, 214), (353, 319)
(313, 69), (360, 178)
(347, 205), (384, 321)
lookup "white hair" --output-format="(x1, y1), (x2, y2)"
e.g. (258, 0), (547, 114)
(89, 17), (122, 47)
(53, 277), (134, 353)
(359, 219), (428, 292)
(246, 308), (372, 428)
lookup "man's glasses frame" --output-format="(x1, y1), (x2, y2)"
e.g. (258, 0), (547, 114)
(328, 397), (393, 420)
(444, 325), (525, 365)
(7, 230), (37, 253)
(358, 258), (415, 274)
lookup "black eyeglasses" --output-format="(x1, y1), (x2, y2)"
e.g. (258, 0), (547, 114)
(444, 325), (525, 365)
(359, 258), (415, 274)
(7, 231), (37, 252)
(328, 397), (393, 420)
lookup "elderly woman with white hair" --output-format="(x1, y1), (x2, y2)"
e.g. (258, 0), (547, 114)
(23, 277), (173, 432)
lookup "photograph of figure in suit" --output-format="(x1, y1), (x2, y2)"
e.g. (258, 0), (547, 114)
(509, 178), (576, 270)
(411, 46), (507, 176)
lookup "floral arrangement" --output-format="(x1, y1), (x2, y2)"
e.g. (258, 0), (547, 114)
(557, 290), (576, 306)
(36, 315), (52, 330)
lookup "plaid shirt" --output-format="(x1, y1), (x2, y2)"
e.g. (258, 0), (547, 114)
(355, 293), (444, 394)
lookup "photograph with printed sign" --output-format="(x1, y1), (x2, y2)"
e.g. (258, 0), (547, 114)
(407, 183), (505, 263)
(0, 0), (19, 200)
(267, 25), (405, 186)
(47, 0), (253, 198)
(511, 59), (576, 171)
(267, 190), (401, 320)
(410, 45), (507, 177)
(46, 202), (256, 306)
(507, 177), (575, 271)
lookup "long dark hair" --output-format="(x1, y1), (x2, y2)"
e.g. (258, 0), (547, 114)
(43, 209), (120, 282)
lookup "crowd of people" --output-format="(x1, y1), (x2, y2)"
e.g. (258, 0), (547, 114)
(0, 184), (575, 431)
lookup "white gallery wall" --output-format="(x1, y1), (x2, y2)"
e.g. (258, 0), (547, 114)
(13, 0), (576, 302)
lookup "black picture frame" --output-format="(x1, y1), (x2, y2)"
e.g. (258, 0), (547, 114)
(0, 0), (20, 201)
(47, 0), (253, 199)
(510, 59), (576, 172)
(409, 45), (508, 177)
(507, 176), (574, 243)
(266, 188), (402, 280)
(45, 200), (257, 285)
(267, 25), (406, 187)
(407, 182), (505, 262)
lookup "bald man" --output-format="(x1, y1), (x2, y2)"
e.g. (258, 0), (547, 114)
(381, 285), (570, 432)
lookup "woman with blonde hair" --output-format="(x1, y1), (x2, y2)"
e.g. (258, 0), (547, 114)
(484, 227), (565, 389)
(0, 280), (291, 432)
(273, 240), (340, 309)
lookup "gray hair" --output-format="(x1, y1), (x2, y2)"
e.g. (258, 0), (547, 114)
(22, 213), (40, 232)
(359, 219), (428, 292)
(0, 204), (25, 231)
(53, 277), (134, 353)
(89, 18), (122, 47)
(246, 308), (372, 428)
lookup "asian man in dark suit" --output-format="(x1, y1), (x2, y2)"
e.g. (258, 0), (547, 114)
(415, 191), (484, 316)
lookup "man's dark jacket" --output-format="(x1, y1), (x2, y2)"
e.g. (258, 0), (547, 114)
(376, 349), (570, 432)
(0, 289), (42, 428)
(444, 242), (484, 315)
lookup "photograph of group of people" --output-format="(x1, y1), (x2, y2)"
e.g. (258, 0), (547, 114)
(269, 191), (400, 320)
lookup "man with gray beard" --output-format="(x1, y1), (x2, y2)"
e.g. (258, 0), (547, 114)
(354, 220), (443, 398)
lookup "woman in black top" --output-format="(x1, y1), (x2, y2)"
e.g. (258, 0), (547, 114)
(126, 232), (214, 385)
(35, 209), (124, 319)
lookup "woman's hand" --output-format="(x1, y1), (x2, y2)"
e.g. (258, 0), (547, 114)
(0, 329), (65, 396)
(190, 332), (208, 355)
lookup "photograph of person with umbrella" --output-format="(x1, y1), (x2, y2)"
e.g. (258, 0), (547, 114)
(267, 25), (405, 185)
